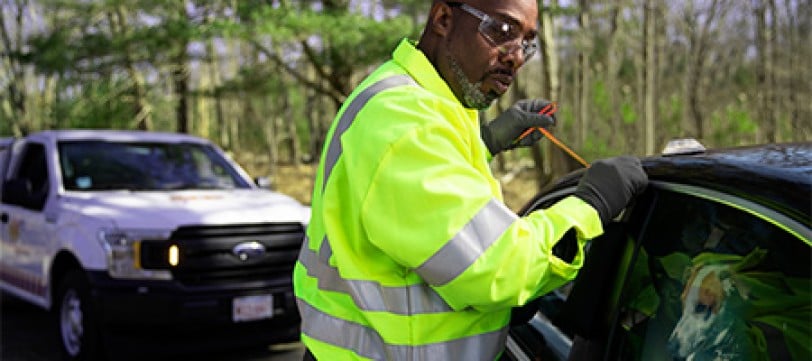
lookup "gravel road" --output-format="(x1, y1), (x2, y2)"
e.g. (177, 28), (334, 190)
(0, 292), (304, 361)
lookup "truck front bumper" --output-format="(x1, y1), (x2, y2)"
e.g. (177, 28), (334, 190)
(86, 271), (300, 352)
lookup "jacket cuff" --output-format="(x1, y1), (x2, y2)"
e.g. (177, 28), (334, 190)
(550, 195), (604, 240)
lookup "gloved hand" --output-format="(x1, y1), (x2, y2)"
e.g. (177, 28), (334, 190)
(573, 156), (648, 225)
(481, 99), (556, 156)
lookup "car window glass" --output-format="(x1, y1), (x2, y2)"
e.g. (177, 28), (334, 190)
(58, 141), (247, 190)
(17, 143), (49, 193)
(612, 189), (810, 361)
(1, 142), (50, 210)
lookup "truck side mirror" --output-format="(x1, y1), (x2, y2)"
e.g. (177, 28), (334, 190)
(2, 178), (33, 207)
(1, 178), (47, 210)
(254, 176), (273, 190)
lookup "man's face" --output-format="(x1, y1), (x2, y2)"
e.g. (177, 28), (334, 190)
(440, 0), (539, 109)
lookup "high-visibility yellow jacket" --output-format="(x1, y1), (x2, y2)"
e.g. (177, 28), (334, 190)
(293, 38), (603, 361)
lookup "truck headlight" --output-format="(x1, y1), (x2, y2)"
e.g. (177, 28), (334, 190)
(98, 229), (172, 280)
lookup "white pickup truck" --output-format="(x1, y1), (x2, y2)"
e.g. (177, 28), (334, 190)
(0, 130), (310, 360)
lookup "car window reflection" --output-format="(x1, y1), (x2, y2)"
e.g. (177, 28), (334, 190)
(614, 190), (811, 361)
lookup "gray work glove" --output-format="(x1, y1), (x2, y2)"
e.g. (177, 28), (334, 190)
(573, 156), (648, 225)
(480, 99), (556, 156)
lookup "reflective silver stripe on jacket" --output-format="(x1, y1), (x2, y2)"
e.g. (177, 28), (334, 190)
(299, 235), (453, 314)
(416, 199), (517, 286)
(317, 73), (415, 266)
(322, 74), (417, 193)
(302, 198), (515, 314)
(298, 298), (508, 361)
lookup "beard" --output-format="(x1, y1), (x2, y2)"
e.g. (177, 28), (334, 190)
(447, 54), (498, 110)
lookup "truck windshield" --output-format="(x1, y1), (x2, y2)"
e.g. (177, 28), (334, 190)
(58, 141), (250, 191)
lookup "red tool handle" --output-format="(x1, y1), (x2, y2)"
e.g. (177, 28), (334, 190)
(514, 102), (590, 168)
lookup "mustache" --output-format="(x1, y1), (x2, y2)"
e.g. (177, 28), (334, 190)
(489, 67), (515, 78)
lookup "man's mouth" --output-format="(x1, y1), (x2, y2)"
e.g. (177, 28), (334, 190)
(488, 72), (514, 94)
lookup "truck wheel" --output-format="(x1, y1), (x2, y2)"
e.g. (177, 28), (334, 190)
(55, 271), (103, 361)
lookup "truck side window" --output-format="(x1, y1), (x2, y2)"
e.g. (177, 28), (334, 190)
(4, 143), (49, 210)
(612, 190), (810, 361)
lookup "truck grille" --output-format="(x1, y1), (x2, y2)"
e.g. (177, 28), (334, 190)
(140, 223), (304, 286)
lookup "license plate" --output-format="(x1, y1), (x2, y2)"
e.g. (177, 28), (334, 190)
(233, 294), (274, 322)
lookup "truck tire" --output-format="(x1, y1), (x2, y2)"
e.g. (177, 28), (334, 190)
(55, 270), (103, 361)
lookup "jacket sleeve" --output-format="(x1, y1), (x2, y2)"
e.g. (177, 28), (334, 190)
(360, 118), (603, 312)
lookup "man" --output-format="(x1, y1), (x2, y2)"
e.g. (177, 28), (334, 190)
(293, 1), (648, 360)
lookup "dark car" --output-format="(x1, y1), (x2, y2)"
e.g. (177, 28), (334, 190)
(505, 141), (811, 361)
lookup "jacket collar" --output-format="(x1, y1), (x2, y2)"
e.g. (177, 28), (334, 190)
(391, 38), (478, 119)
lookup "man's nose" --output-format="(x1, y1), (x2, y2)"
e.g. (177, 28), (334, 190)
(497, 43), (526, 69)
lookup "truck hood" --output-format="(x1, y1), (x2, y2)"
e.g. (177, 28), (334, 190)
(60, 189), (310, 230)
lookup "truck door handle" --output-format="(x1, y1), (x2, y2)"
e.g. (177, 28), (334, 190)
(0, 213), (8, 224)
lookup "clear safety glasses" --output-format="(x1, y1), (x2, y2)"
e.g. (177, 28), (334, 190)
(447, 2), (538, 61)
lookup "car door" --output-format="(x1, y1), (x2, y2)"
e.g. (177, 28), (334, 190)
(0, 140), (55, 304)
(503, 178), (651, 361)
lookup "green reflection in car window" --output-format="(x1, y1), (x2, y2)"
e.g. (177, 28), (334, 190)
(614, 190), (811, 361)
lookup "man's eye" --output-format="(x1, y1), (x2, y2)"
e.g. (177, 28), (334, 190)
(487, 20), (515, 42)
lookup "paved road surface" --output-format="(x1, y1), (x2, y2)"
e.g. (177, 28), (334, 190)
(0, 292), (304, 361)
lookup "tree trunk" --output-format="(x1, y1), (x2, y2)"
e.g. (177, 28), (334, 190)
(643, 0), (657, 155)
(681, 0), (697, 139)
(264, 113), (278, 176)
(606, 0), (623, 150)
(306, 65), (321, 162)
(174, 2), (190, 134)
(206, 37), (227, 148)
(537, 0), (579, 186)
(111, 7), (152, 130)
(577, 0), (591, 150)
(754, 0), (769, 143)
(0, 0), (29, 135)
(767, 0), (779, 142)
(786, 0), (811, 140)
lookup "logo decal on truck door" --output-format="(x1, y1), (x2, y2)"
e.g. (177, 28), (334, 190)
(9, 218), (22, 242)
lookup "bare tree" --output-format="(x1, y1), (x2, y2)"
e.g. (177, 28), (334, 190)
(1, 0), (30, 135)
(605, 0), (624, 150)
(643, 0), (657, 154)
(174, 1), (191, 134)
(754, 0), (772, 143)
(206, 32), (227, 148)
(785, 0), (812, 140)
(575, 0), (592, 150)
(109, 6), (153, 130)
(536, 0), (582, 184)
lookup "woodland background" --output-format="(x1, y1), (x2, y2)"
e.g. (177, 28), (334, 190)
(1, 0), (810, 208)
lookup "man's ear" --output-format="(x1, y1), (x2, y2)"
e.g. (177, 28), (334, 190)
(428, 2), (455, 37)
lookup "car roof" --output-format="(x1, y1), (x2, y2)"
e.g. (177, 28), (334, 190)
(24, 130), (212, 145)
(643, 142), (810, 223)
(548, 142), (811, 226)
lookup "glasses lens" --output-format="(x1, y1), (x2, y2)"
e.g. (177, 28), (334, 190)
(496, 40), (537, 61)
(458, 3), (538, 61)
(522, 40), (538, 60)
(480, 18), (516, 45)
